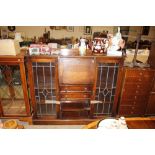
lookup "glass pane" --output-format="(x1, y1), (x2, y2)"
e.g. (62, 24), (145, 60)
(32, 62), (56, 116)
(95, 63), (119, 116)
(0, 65), (26, 115)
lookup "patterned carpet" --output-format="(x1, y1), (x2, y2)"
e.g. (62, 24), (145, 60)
(25, 125), (84, 129)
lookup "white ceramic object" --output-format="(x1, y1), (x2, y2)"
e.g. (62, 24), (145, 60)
(79, 39), (87, 55)
(98, 118), (128, 129)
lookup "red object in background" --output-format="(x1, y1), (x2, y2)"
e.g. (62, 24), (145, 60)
(92, 37), (108, 54)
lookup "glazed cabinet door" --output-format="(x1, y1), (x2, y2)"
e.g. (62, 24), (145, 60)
(92, 57), (123, 117)
(0, 64), (30, 117)
(27, 57), (59, 119)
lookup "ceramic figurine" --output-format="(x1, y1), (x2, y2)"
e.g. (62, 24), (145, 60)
(92, 37), (108, 54)
(79, 38), (87, 55)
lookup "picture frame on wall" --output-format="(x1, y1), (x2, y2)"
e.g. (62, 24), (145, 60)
(8, 32), (15, 39)
(1, 29), (8, 39)
(67, 26), (74, 32)
(84, 26), (92, 35)
(142, 26), (150, 35)
(61, 26), (67, 30)
(55, 26), (61, 30)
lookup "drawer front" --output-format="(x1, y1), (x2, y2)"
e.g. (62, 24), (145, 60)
(120, 100), (147, 106)
(60, 85), (92, 92)
(122, 89), (150, 95)
(123, 83), (152, 91)
(125, 69), (155, 84)
(60, 93), (91, 99)
(119, 106), (145, 116)
(121, 94), (148, 102)
(125, 76), (154, 83)
(125, 69), (155, 77)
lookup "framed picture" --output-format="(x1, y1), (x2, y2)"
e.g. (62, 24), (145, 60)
(142, 26), (150, 35)
(50, 26), (55, 30)
(8, 32), (15, 39)
(61, 26), (67, 30)
(67, 26), (74, 32)
(1, 29), (8, 39)
(55, 26), (61, 30)
(84, 26), (92, 35)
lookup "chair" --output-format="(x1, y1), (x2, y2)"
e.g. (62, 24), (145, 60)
(82, 120), (100, 129)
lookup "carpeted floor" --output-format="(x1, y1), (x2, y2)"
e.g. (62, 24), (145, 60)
(25, 125), (84, 129)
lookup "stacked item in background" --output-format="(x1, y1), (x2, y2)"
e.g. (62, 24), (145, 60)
(29, 43), (59, 55)
(0, 39), (20, 55)
(125, 49), (150, 63)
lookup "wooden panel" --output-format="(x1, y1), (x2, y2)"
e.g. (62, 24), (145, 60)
(125, 69), (155, 77)
(120, 100), (147, 106)
(127, 120), (155, 129)
(151, 80), (155, 92)
(125, 76), (154, 83)
(60, 93), (91, 99)
(122, 89), (150, 95)
(119, 106), (145, 116)
(59, 58), (95, 84)
(60, 85), (92, 92)
(146, 94), (155, 115)
(121, 94), (148, 101)
(123, 83), (152, 91)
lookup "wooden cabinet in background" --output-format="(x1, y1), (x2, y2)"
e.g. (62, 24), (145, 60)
(118, 68), (155, 116)
(148, 41), (155, 69)
(146, 78), (155, 115)
(0, 53), (31, 118)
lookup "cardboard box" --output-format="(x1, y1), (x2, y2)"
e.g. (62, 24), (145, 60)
(0, 39), (20, 55)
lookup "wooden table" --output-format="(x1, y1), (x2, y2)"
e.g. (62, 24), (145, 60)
(126, 117), (155, 129)
(82, 117), (155, 129)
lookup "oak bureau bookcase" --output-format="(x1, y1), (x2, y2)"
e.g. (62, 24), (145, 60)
(27, 49), (123, 123)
